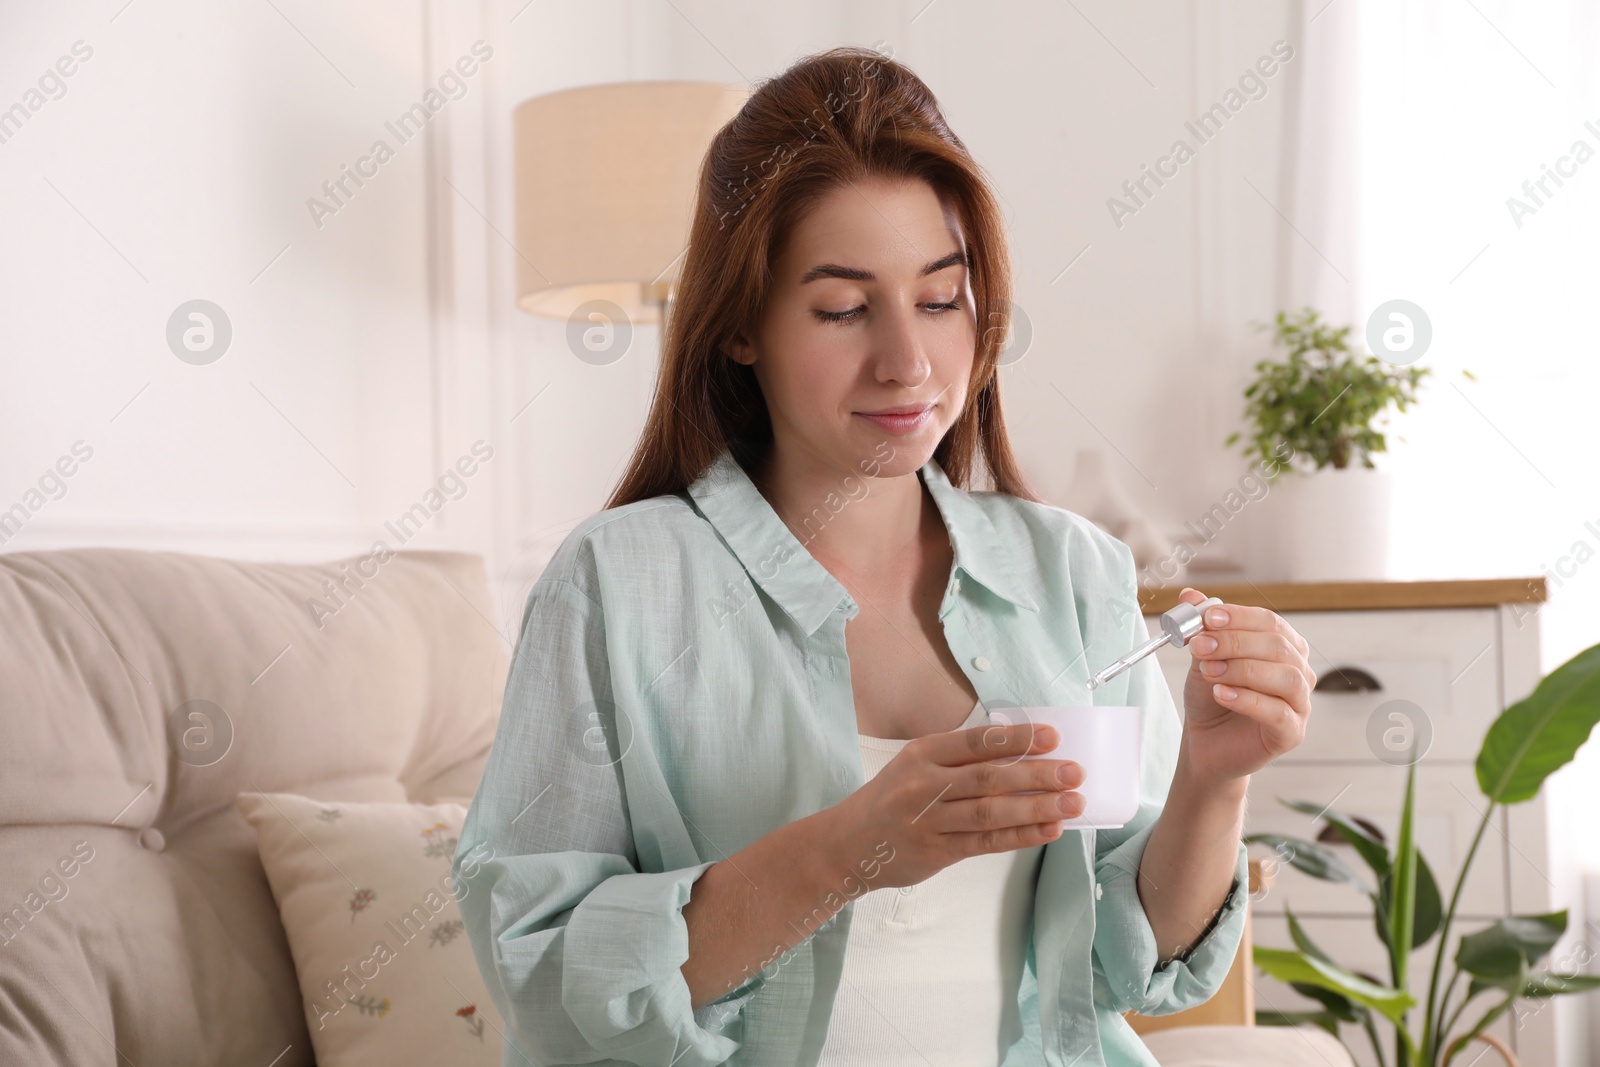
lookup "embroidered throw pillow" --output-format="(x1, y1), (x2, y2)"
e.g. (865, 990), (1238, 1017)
(235, 792), (507, 1066)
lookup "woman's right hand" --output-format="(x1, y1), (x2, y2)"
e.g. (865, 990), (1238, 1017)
(824, 722), (1087, 890)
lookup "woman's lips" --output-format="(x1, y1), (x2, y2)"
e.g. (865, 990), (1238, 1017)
(854, 407), (933, 434)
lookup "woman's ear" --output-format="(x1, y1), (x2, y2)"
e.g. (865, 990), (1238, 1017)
(727, 331), (757, 366)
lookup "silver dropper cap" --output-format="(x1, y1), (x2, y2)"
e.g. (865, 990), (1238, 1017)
(1087, 596), (1224, 689)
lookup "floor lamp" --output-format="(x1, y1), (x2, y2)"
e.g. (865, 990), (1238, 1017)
(512, 81), (750, 402)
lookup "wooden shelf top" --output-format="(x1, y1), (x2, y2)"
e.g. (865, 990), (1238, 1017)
(1138, 576), (1547, 614)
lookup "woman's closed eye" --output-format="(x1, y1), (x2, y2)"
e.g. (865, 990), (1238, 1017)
(812, 298), (965, 325)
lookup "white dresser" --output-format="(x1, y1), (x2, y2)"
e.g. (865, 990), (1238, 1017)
(1141, 578), (1589, 1067)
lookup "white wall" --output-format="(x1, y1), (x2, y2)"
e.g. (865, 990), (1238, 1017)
(0, 0), (486, 564)
(5, 0), (1580, 649)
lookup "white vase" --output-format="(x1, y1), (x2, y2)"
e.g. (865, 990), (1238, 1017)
(1062, 448), (1183, 580)
(1268, 466), (1392, 582)
(1062, 448), (1144, 538)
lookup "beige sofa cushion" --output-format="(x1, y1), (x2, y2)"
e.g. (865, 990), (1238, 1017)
(0, 548), (508, 1067)
(1140, 1024), (1357, 1066)
(235, 792), (508, 1066)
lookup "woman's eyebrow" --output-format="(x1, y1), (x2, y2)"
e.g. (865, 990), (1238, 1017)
(799, 248), (968, 285)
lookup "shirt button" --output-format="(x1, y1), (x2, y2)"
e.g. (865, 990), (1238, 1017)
(949, 577), (961, 596)
(972, 655), (991, 672)
(1095, 882), (1104, 900)
(899, 886), (913, 895)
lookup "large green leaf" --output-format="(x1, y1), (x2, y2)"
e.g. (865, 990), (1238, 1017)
(1284, 905), (1368, 1028)
(1277, 908), (1385, 1037)
(1457, 912), (1568, 979)
(1411, 850), (1443, 947)
(1254, 945), (1415, 1023)
(1244, 832), (1370, 893)
(1374, 850), (1443, 951)
(1289, 982), (1363, 1023)
(1464, 970), (1597, 1001)
(1256, 1008), (1342, 1035)
(1285, 905), (1336, 964)
(1282, 798), (1391, 877)
(1389, 761), (1418, 988)
(1477, 642), (1600, 805)
(1520, 973), (1600, 998)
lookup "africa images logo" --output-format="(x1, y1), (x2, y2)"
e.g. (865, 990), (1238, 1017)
(1107, 39), (1296, 229)
(305, 41), (493, 230)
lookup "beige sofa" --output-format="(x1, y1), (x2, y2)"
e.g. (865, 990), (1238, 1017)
(0, 547), (508, 1066)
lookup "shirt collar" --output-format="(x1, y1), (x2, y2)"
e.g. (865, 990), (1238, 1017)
(684, 447), (1039, 638)
(920, 453), (1041, 617)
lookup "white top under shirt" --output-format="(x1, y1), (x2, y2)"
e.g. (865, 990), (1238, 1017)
(815, 700), (1047, 1066)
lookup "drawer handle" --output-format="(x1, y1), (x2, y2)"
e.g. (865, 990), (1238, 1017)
(1313, 665), (1383, 693)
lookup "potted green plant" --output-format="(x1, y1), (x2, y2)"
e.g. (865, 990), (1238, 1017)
(1224, 307), (1469, 582)
(1246, 640), (1600, 1066)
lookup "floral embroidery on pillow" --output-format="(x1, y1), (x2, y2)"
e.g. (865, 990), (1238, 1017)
(350, 995), (390, 1018)
(457, 1005), (485, 1040)
(421, 822), (458, 859)
(428, 918), (465, 948)
(348, 887), (376, 921)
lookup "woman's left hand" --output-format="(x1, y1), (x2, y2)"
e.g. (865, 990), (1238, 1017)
(1176, 586), (1315, 785)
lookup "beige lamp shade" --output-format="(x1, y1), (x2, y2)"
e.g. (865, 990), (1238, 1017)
(513, 81), (750, 322)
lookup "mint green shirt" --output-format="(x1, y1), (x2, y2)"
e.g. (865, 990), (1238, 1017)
(454, 446), (1248, 1067)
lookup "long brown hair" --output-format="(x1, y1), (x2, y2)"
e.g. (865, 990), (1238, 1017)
(603, 44), (1040, 509)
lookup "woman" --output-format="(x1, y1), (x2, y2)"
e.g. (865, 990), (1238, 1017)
(454, 45), (1314, 1067)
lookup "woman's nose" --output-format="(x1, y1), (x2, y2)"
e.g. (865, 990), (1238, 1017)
(871, 306), (932, 386)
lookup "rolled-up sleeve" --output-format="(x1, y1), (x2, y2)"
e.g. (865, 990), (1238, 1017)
(1092, 823), (1249, 1016)
(1087, 544), (1250, 1017)
(453, 576), (764, 1066)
